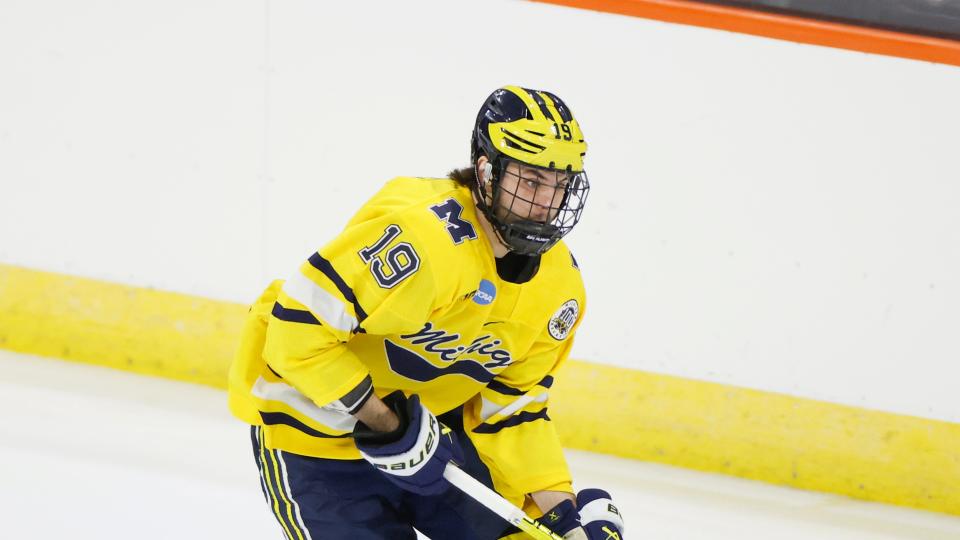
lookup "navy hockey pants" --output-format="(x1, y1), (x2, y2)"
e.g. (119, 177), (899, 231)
(249, 421), (512, 539)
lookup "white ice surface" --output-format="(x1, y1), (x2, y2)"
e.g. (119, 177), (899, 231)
(1, 350), (958, 540)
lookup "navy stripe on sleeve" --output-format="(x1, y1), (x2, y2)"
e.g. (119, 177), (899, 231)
(472, 409), (550, 434)
(258, 411), (353, 439)
(487, 376), (553, 396)
(307, 253), (369, 322)
(271, 302), (321, 325)
(486, 379), (525, 396)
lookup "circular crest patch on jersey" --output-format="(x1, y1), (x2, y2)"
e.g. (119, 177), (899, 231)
(548, 299), (579, 340)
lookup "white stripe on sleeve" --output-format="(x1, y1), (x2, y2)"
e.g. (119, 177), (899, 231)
(252, 377), (358, 432)
(479, 392), (548, 422)
(282, 272), (359, 332)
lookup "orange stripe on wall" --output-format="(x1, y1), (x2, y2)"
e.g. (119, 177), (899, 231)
(529, 0), (960, 67)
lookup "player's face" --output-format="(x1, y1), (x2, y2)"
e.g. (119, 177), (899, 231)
(495, 161), (569, 224)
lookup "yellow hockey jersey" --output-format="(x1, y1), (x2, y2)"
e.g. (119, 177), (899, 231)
(228, 177), (586, 506)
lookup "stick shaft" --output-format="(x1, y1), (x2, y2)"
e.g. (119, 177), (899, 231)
(442, 463), (564, 540)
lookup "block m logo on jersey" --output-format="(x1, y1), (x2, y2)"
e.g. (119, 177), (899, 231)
(428, 198), (477, 245)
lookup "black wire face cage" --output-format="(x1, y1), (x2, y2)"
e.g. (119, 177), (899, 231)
(484, 158), (590, 256)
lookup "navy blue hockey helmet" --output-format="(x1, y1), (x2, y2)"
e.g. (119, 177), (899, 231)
(470, 86), (590, 256)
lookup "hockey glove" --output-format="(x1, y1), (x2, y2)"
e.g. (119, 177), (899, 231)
(353, 391), (463, 496)
(541, 489), (625, 540)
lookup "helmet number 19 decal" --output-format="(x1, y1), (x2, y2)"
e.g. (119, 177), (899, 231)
(553, 122), (573, 141)
(358, 225), (421, 289)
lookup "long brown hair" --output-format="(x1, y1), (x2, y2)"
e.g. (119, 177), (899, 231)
(447, 166), (476, 189)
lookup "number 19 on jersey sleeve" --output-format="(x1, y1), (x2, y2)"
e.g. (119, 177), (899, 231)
(358, 225), (421, 289)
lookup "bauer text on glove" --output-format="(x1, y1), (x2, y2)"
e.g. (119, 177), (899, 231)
(354, 391), (464, 496)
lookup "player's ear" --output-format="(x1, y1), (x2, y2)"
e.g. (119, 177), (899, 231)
(476, 156), (494, 198)
(475, 156), (488, 183)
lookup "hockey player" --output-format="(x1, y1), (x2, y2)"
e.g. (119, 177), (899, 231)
(228, 86), (625, 540)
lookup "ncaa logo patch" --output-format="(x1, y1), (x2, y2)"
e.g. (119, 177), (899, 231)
(473, 279), (497, 305)
(548, 299), (579, 340)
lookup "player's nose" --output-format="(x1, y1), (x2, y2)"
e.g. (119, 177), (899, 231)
(530, 186), (557, 220)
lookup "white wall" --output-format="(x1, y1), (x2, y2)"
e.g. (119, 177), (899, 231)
(2, 0), (958, 422)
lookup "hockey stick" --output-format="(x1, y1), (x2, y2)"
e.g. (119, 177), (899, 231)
(443, 463), (564, 540)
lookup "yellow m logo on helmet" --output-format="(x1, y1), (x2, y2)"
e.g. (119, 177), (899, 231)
(479, 86), (587, 173)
